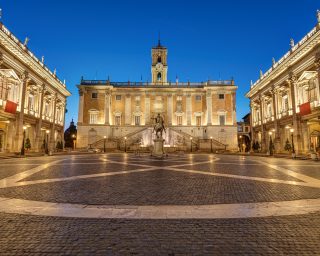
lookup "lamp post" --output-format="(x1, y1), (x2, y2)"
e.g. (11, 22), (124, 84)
(124, 137), (127, 152)
(190, 137), (193, 152)
(290, 128), (295, 158)
(239, 135), (242, 152)
(268, 131), (273, 156)
(103, 136), (106, 153)
(20, 126), (27, 156)
(45, 130), (50, 155)
(210, 136), (213, 153)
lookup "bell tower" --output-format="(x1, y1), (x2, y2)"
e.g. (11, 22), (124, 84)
(151, 38), (168, 84)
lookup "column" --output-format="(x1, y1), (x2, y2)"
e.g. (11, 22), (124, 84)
(167, 94), (173, 126)
(186, 94), (192, 125)
(272, 88), (280, 152)
(15, 71), (28, 152)
(78, 89), (84, 124)
(50, 93), (57, 151)
(289, 77), (302, 154)
(206, 91), (212, 125)
(104, 92), (110, 125)
(259, 95), (266, 152)
(35, 84), (45, 152)
(125, 94), (131, 125)
(145, 94), (150, 125)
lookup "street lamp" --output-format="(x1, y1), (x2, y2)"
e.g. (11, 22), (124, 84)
(239, 135), (242, 152)
(45, 130), (50, 155)
(103, 136), (106, 153)
(210, 136), (213, 153)
(20, 126), (27, 156)
(190, 137), (193, 152)
(124, 136), (127, 152)
(290, 128), (295, 158)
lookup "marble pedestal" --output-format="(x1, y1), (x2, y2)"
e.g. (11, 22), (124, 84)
(152, 138), (165, 158)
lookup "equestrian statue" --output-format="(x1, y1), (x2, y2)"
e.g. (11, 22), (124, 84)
(152, 113), (166, 139)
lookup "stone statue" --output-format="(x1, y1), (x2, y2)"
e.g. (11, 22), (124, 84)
(152, 113), (166, 139)
(317, 10), (320, 23)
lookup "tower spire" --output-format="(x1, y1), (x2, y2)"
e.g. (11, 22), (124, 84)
(158, 31), (161, 47)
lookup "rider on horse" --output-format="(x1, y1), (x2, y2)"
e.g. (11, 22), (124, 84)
(152, 113), (166, 138)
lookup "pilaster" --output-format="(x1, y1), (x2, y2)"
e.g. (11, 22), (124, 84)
(104, 92), (110, 125)
(167, 94), (173, 126)
(186, 94), (192, 125)
(125, 94), (131, 125)
(145, 94), (150, 125)
(78, 89), (84, 124)
(206, 91), (212, 125)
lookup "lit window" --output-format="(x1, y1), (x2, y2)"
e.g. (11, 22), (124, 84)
(28, 94), (34, 111)
(157, 72), (161, 81)
(219, 94), (224, 99)
(135, 116), (140, 125)
(116, 95), (121, 101)
(177, 116), (182, 125)
(177, 96), (182, 101)
(89, 112), (98, 124)
(91, 92), (98, 99)
(195, 95), (201, 101)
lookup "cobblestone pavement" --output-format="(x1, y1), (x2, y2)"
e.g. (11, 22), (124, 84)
(0, 153), (319, 255)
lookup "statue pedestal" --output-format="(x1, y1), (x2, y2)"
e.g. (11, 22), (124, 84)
(152, 138), (165, 158)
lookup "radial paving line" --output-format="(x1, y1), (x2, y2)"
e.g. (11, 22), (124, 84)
(166, 167), (319, 188)
(0, 159), (64, 189)
(253, 160), (320, 188)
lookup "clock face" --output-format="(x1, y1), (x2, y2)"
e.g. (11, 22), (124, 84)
(155, 63), (163, 71)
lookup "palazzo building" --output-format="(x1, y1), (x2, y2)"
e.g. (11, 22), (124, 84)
(0, 22), (71, 153)
(246, 11), (320, 155)
(77, 41), (238, 151)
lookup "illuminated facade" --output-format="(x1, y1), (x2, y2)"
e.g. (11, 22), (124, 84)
(0, 22), (71, 153)
(77, 41), (238, 151)
(246, 12), (320, 154)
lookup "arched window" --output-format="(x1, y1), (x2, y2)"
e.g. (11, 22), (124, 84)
(157, 56), (161, 63)
(157, 72), (161, 81)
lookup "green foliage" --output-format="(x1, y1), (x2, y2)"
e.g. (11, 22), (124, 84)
(25, 138), (31, 150)
(284, 139), (292, 152)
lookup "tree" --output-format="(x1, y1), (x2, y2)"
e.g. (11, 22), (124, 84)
(284, 139), (292, 152)
(25, 138), (31, 151)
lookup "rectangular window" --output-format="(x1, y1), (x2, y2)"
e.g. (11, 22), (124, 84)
(196, 116), (201, 126)
(219, 115), (225, 125)
(135, 116), (140, 125)
(177, 116), (182, 125)
(219, 94), (224, 99)
(195, 95), (201, 101)
(116, 95), (121, 101)
(89, 112), (98, 124)
(115, 116), (121, 126)
(177, 95), (182, 101)
(91, 92), (98, 99)
(28, 94), (34, 111)
(245, 127), (249, 132)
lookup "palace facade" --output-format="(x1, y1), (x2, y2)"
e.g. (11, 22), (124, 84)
(0, 22), (71, 153)
(77, 41), (238, 151)
(246, 12), (320, 155)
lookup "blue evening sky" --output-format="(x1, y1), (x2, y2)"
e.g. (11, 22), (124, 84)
(1, 1), (319, 127)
